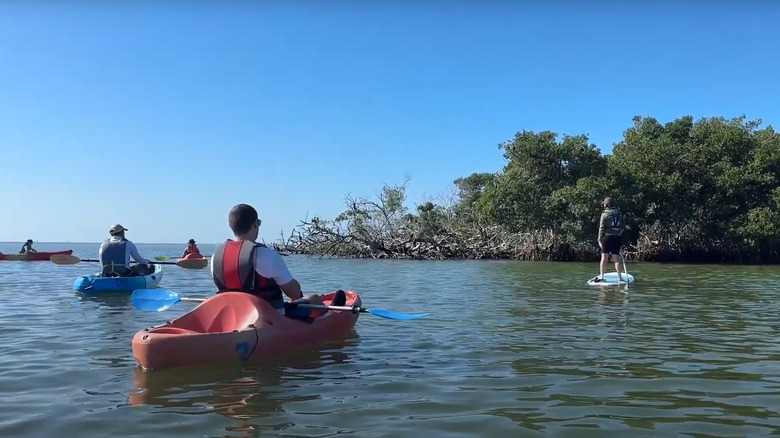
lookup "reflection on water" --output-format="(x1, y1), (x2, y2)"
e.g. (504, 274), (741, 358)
(129, 339), (357, 438)
(77, 292), (133, 309)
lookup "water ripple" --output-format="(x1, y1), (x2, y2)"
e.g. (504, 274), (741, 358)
(1, 244), (780, 437)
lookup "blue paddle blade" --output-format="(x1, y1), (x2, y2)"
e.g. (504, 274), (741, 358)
(131, 288), (181, 312)
(367, 309), (430, 320)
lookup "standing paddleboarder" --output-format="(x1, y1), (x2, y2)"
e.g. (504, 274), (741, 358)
(593, 197), (626, 283)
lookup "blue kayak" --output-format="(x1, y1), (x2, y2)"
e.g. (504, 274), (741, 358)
(74, 265), (164, 294)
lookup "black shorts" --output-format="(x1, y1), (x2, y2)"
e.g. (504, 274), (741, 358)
(600, 235), (622, 255)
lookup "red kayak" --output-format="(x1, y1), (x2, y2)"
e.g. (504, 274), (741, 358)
(0, 249), (73, 261)
(132, 290), (361, 370)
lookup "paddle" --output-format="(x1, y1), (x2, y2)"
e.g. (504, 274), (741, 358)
(621, 252), (630, 291)
(50, 254), (208, 270)
(156, 253), (289, 260)
(130, 288), (430, 320)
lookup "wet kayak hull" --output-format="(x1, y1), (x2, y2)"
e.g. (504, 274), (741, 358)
(131, 290), (361, 370)
(74, 265), (164, 294)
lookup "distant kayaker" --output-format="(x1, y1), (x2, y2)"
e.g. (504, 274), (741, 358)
(98, 224), (154, 277)
(211, 204), (347, 319)
(181, 239), (200, 258)
(19, 239), (38, 254)
(593, 197), (626, 282)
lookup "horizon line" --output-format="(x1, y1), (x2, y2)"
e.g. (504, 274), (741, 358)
(0, 240), (284, 245)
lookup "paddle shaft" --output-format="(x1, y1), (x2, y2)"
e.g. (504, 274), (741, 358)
(78, 258), (178, 266)
(173, 297), (363, 313)
(622, 252), (629, 290)
(296, 303), (367, 314)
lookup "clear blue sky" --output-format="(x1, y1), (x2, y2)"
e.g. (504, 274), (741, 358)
(1, 2), (778, 244)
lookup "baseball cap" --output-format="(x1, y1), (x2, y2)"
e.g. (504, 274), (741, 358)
(109, 224), (128, 234)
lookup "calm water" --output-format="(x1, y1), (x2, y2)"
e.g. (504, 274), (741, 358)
(1, 242), (780, 437)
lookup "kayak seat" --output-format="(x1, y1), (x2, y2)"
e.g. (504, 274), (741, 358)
(172, 292), (264, 334)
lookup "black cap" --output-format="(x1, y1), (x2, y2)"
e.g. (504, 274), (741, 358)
(188, 239), (196, 244)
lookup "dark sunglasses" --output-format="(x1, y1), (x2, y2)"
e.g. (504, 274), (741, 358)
(257, 219), (262, 227)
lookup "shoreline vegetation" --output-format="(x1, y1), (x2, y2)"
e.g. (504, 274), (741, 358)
(274, 115), (780, 264)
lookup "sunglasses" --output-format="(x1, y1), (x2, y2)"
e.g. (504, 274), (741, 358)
(257, 219), (262, 227)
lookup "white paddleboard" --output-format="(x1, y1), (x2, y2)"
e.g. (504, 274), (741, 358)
(587, 272), (635, 286)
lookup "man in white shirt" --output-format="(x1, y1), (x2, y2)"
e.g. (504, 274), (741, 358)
(211, 204), (346, 318)
(98, 224), (154, 277)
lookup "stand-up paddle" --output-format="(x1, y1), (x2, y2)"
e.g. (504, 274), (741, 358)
(51, 254), (208, 270)
(131, 288), (430, 320)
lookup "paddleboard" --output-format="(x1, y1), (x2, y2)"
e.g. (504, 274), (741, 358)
(587, 272), (634, 286)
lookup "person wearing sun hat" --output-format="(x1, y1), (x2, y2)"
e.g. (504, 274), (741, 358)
(98, 224), (153, 277)
(181, 238), (201, 258)
(593, 197), (626, 282)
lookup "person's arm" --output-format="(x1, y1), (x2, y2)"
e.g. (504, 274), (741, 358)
(598, 212), (608, 242)
(279, 279), (304, 301)
(620, 211), (626, 234)
(255, 248), (303, 301)
(128, 241), (150, 264)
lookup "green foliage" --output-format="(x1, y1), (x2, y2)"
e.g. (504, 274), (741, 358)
(301, 114), (780, 263)
(415, 201), (448, 238)
(453, 172), (495, 213)
(458, 114), (780, 263)
(474, 130), (606, 233)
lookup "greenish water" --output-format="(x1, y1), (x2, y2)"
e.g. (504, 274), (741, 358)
(1, 242), (780, 437)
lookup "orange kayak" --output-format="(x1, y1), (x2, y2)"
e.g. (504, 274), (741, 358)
(177, 253), (208, 269)
(131, 290), (361, 370)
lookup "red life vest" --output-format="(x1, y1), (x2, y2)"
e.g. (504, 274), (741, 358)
(212, 239), (285, 309)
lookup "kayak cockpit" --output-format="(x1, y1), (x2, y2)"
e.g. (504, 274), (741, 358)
(152, 292), (269, 334)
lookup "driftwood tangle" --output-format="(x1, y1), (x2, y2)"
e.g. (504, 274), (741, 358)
(272, 180), (649, 261)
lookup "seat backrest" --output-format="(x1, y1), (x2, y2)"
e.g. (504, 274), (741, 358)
(172, 292), (268, 333)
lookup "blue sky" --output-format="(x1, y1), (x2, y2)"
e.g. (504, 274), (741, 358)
(1, 1), (778, 244)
